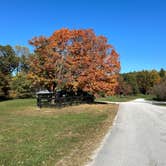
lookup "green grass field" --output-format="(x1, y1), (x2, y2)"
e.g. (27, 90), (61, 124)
(96, 94), (154, 102)
(0, 99), (118, 166)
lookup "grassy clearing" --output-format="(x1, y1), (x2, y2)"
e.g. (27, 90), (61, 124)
(0, 99), (118, 166)
(96, 94), (154, 102)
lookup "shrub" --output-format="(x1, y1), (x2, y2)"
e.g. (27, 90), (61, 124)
(152, 78), (166, 101)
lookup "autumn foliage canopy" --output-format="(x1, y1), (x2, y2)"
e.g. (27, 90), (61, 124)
(28, 29), (120, 96)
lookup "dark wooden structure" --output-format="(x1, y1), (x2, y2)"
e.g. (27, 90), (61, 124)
(36, 90), (94, 108)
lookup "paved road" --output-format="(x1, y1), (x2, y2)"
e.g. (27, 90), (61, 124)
(90, 99), (166, 166)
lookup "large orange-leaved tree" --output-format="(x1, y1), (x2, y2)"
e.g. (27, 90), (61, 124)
(28, 28), (120, 96)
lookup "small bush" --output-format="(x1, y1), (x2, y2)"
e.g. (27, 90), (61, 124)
(152, 79), (166, 101)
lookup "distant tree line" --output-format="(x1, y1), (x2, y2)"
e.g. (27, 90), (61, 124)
(116, 69), (166, 101)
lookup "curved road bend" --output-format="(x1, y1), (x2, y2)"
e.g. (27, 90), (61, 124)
(90, 99), (166, 166)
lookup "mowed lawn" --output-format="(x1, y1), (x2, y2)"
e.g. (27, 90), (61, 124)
(0, 99), (118, 166)
(96, 94), (154, 102)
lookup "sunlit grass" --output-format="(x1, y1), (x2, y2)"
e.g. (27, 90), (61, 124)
(0, 99), (118, 166)
(96, 94), (154, 102)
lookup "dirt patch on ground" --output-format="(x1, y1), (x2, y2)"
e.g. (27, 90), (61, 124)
(17, 104), (117, 116)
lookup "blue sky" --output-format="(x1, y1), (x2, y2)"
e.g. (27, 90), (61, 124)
(1, 0), (166, 73)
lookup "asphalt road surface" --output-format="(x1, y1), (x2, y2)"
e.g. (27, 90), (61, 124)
(90, 99), (166, 166)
